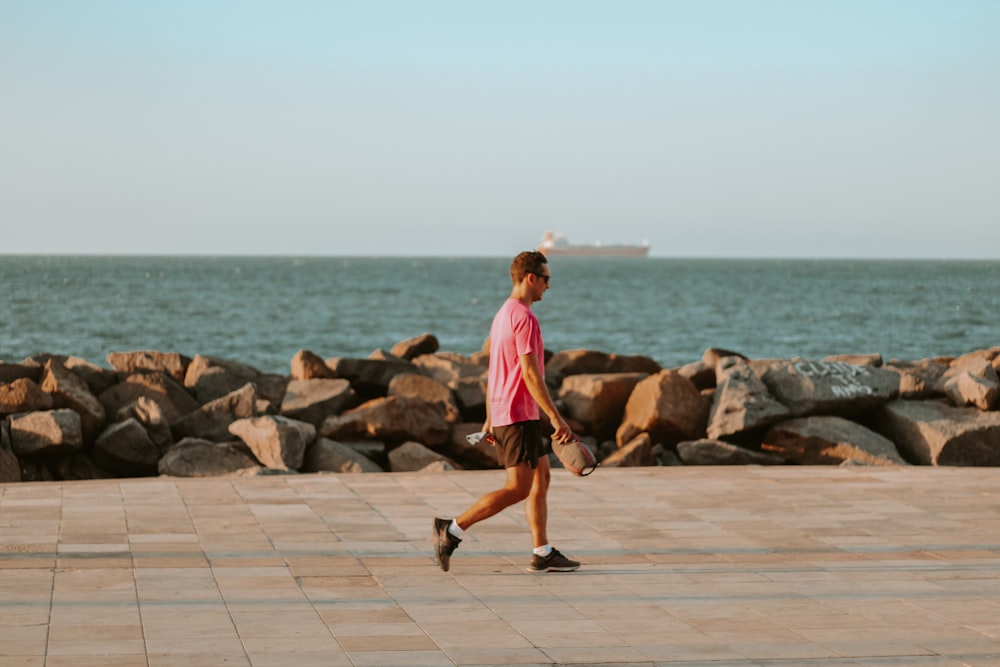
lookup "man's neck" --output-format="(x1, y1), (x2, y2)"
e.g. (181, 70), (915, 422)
(510, 285), (533, 308)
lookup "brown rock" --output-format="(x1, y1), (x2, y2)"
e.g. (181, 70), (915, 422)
(390, 333), (440, 361)
(326, 357), (419, 398)
(702, 348), (748, 367)
(453, 376), (487, 422)
(616, 370), (709, 447)
(173, 383), (258, 443)
(99, 373), (200, 425)
(63, 357), (120, 395)
(762, 416), (906, 466)
(677, 439), (786, 465)
(41, 360), (106, 442)
(184, 355), (261, 403)
(0, 362), (42, 385)
(874, 400), (1000, 466)
(601, 433), (654, 467)
(0, 378), (53, 415)
(92, 419), (161, 476)
(388, 373), (460, 423)
(158, 438), (261, 477)
(753, 359), (900, 417)
(546, 349), (661, 385)
(9, 409), (83, 458)
(50, 452), (114, 481)
(558, 373), (648, 440)
(676, 360), (716, 391)
(411, 354), (484, 389)
(824, 353), (884, 367)
(707, 357), (790, 440)
(320, 395), (451, 446)
(116, 396), (173, 449)
(940, 355), (999, 410)
(228, 415), (316, 470)
(388, 441), (459, 472)
(106, 350), (189, 381)
(280, 378), (356, 427)
(290, 349), (336, 380)
(301, 438), (384, 473)
(883, 359), (948, 400)
(1, 422), (20, 482)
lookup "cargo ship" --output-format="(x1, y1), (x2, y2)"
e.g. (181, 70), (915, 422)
(536, 231), (650, 257)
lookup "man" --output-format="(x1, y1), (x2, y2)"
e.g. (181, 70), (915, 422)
(434, 251), (580, 573)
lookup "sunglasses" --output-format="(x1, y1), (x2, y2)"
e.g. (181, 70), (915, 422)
(530, 272), (550, 285)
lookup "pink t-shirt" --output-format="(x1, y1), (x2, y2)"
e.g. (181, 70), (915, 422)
(488, 298), (544, 427)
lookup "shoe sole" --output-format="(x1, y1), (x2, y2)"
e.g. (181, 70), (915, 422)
(526, 565), (580, 573)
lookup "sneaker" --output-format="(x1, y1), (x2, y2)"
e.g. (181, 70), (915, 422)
(527, 548), (580, 573)
(433, 517), (461, 572)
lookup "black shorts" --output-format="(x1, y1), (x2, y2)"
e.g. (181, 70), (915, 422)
(493, 420), (545, 469)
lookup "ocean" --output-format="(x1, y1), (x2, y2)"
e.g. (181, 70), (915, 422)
(1, 256), (996, 374)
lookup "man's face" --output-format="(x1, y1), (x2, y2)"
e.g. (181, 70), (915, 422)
(529, 265), (551, 302)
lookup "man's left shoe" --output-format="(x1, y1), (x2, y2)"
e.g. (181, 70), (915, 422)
(527, 548), (580, 572)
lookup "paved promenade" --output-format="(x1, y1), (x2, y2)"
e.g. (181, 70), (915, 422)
(1, 466), (999, 667)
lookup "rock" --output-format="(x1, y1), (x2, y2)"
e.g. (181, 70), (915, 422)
(184, 355), (262, 403)
(387, 441), (459, 472)
(939, 355), (999, 410)
(280, 378), (356, 427)
(417, 460), (456, 473)
(106, 350), (189, 381)
(1, 422), (20, 482)
(546, 349), (661, 385)
(703, 348), (748, 366)
(301, 438), (384, 473)
(873, 400), (1000, 466)
(447, 423), (501, 469)
(411, 354), (484, 389)
(49, 452), (114, 481)
(290, 349), (336, 380)
(558, 373), (648, 440)
(158, 438), (262, 477)
(0, 362), (41, 385)
(676, 360), (716, 391)
(228, 415), (316, 470)
(753, 359), (900, 417)
(173, 383), (258, 443)
(62, 357), (120, 395)
(40, 360), (106, 442)
(601, 433), (654, 467)
(0, 378), (53, 415)
(19, 459), (54, 482)
(615, 370), (709, 447)
(98, 372), (200, 425)
(387, 373), (460, 423)
(326, 357), (419, 398)
(116, 396), (173, 449)
(824, 353), (884, 367)
(320, 395), (451, 446)
(761, 416), (906, 466)
(92, 419), (161, 476)
(391, 333), (440, 360)
(677, 439), (786, 465)
(883, 358), (949, 400)
(453, 376), (487, 422)
(706, 357), (790, 439)
(9, 409), (83, 458)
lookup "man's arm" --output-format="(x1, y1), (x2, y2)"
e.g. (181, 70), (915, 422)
(519, 353), (573, 443)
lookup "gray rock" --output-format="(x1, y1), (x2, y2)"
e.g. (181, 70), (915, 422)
(0, 362), (41, 385)
(390, 333), (440, 361)
(106, 350), (190, 382)
(410, 353), (485, 389)
(158, 438), (261, 478)
(0, 378), (53, 415)
(280, 378), (356, 427)
(92, 418), (161, 476)
(558, 372), (648, 441)
(320, 395), (451, 446)
(62, 356), (120, 395)
(874, 400), (1000, 466)
(602, 433), (654, 468)
(677, 439), (786, 465)
(116, 396), (173, 449)
(883, 358), (949, 400)
(290, 349), (336, 380)
(753, 359), (900, 417)
(99, 372), (200, 425)
(40, 360), (106, 442)
(762, 416), (906, 466)
(172, 383), (258, 442)
(228, 415), (316, 470)
(9, 409), (83, 458)
(326, 357), (419, 398)
(453, 376), (487, 422)
(707, 357), (790, 439)
(388, 373), (460, 423)
(302, 438), (384, 473)
(387, 441), (459, 472)
(616, 370), (709, 447)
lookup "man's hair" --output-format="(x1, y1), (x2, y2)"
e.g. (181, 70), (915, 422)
(510, 251), (548, 284)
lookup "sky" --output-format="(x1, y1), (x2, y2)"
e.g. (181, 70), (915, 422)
(2, 1), (998, 258)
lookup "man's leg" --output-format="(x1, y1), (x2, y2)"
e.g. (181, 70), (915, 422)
(455, 462), (534, 530)
(525, 455), (550, 548)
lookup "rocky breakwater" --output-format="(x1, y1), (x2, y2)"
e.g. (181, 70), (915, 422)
(1, 337), (999, 482)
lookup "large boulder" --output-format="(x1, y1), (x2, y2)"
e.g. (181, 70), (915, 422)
(158, 438), (261, 478)
(40, 360), (106, 442)
(0, 362), (41, 385)
(0, 378), (53, 415)
(326, 357), (419, 398)
(301, 438), (384, 474)
(761, 416), (907, 466)
(320, 395), (451, 446)
(453, 376), (487, 422)
(98, 372), (200, 425)
(411, 353), (485, 389)
(546, 349), (661, 386)
(184, 355), (262, 403)
(601, 433), (654, 468)
(883, 358), (949, 400)
(9, 409), (83, 458)
(116, 396), (173, 449)
(388, 441), (459, 472)
(280, 378), (356, 427)
(106, 350), (189, 382)
(62, 357), (121, 395)
(228, 415), (316, 470)
(707, 357), (790, 439)
(752, 359), (900, 417)
(172, 383), (258, 442)
(391, 333), (440, 361)
(616, 370), (709, 447)
(873, 400), (1000, 466)
(0, 422), (20, 483)
(92, 418), (161, 476)
(290, 349), (336, 380)
(677, 439), (786, 466)
(558, 373), (648, 440)
(938, 355), (999, 411)
(387, 373), (460, 423)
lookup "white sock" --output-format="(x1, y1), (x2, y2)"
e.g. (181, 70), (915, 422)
(449, 520), (465, 538)
(533, 544), (552, 557)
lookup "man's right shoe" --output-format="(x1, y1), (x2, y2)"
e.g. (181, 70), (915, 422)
(527, 548), (580, 572)
(433, 517), (461, 572)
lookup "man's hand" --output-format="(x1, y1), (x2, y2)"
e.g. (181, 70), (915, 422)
(550, 416), (574, 444)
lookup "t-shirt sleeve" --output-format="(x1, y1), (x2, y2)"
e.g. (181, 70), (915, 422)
(512, 309), (542, 357)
